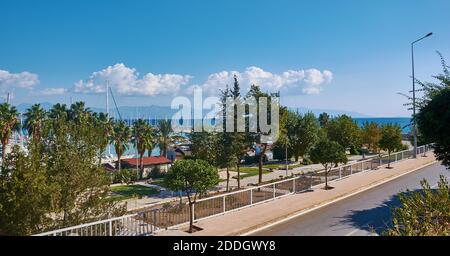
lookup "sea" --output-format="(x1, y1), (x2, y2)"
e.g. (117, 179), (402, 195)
(353, 117), (412, 133)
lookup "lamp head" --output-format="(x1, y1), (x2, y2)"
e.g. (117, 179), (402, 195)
(426, 32), (433, 37)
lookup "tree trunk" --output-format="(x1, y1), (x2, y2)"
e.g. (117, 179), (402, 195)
(1, 142), (6, 162)
(139, 153), (145, 179)
(226, 167), (230, 192)
(189, 202), (194, 233)
(236, 162), (241, 189)
(388, 150), (391, 168)
(258, 144), (267, 184)
(117, 154), (122, 172)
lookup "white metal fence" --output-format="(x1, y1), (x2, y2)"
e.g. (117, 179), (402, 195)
(34, 144), (433, 236)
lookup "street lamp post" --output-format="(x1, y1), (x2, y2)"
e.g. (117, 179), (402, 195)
(411, 32), (433, 158)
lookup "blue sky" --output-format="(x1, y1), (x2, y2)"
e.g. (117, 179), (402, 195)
(1, 0), (449, 117)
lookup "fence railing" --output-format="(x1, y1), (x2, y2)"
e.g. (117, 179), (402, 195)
(34, 144), (433, 236)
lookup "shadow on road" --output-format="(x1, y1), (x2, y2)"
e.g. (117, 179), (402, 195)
(338, 190), (424, 235)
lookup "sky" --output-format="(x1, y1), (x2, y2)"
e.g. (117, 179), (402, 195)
(1, 0), (449, 117)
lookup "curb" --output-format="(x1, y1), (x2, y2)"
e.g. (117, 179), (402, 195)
(240, 160), (438, 236)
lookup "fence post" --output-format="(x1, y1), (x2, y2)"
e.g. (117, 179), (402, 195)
(339, 167), (342, 179)
(223, 196), (226, 213)
(402, 151), (404, 160)
(395, 153), (397, 163)
(192, 203), (195, 221)
(350, 165), (353, 175)
(293, 178), (296, 193)
(250, 189), (253, 205)
(109, 220), (112, 236)
(273, 184), (276, 199)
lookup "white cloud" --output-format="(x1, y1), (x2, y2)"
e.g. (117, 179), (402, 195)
(0, 69), (39, 90)
(187, 66), (333, 96)
(40, 87), (67, 96)
(74, 63), (193, 96)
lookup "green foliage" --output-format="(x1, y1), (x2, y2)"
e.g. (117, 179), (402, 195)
(157, 119), (173, 158)
(132, 119), (154, 178)
(318, 112), (330, 128)
(191, 131), (220, 166)
(385, 176), (449, 236)
(379, 123), (403, 168)
(0, 146), (55, 235)
(361, 121), (382, 153)
(285, 111), (319, 161)
(112, 120), (130, 171)
(23, 103), (47, 142)
(310, 139), (347, 189)
(326, 115), (361, 151)
(0, 101), (126, 235)
(164, 159), (219, 233)
(164, 159), (219, 202)
(0, 103), (19, 160)
(417, 88), (450, 168)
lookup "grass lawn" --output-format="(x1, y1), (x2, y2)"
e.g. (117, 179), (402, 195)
(235, 167), (270, 179)
(149, 179), (165, 187)
(110, 184), (160, 201)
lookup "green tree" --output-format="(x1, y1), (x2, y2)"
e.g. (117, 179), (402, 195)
(310, 139), (347, 190)
(318, 112), (330, 128)
(23, 103), (47, 142)
(112, 120), (130, 171)
(385, 176), (449, 236)
(286, 111), (319, 162)
(157, 119), (172, 158)
(0, 146), (54, 235)
(230, 76), (249, 189)
(417, 88), (450, 168)
(0, 103), (19, 161)
(164, 159), (219, 233)
(361, 121), (382, 154)
(326, 115), (361, 153)
(44, 111), (125, 228)
(132, 119), (155, 178)
(93, 112), (114, 165)
(246, 85), (279, 184)
(379, 124), (403, 168)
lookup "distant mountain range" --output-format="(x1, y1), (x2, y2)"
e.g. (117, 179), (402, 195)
(15, 102), (370, 118)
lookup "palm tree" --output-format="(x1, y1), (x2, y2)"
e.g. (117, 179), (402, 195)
(24, 104), (47, 141)
(94, 112), (114, 165)
(112, 120), (130, 171)
(69, 101), (91, 123)
(132, 119), (154, 178)
(0, 103), (19, 161)
(49, 103), (68, 120)
(157, 119), (172, 158)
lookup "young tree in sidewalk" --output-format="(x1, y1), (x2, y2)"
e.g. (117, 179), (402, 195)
(361, 121), (382, 154)
(164, 159), (219, 233)
(326, 115), (361, 154)
(379, 124), (403, 169)
(310, 139), (347, 190)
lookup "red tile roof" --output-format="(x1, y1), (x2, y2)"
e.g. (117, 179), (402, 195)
(121, 156), (172, 167)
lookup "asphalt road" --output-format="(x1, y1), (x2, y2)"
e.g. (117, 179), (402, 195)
(253, 162), (449, 236)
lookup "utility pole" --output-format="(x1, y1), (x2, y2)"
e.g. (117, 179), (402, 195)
(411, 32), (433, 158)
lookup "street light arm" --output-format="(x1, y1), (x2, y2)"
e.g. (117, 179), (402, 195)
(412, 32), (433, 45)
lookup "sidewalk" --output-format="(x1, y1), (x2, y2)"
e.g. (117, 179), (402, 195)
(155, 154), (437, 236)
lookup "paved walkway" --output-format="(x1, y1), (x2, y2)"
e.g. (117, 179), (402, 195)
(155, 154), (436, 236)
